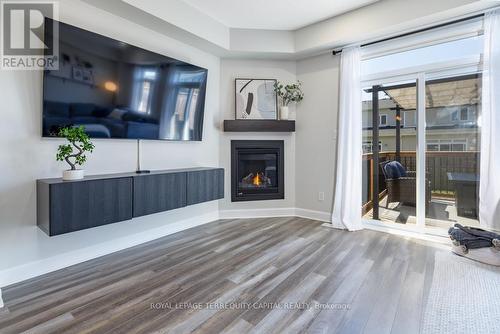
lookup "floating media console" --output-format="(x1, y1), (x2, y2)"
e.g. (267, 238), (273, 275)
(37, 167), (224, 236)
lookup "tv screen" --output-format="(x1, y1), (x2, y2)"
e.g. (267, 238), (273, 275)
(42, 18), (207, 141)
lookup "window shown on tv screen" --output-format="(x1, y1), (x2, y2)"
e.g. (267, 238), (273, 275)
(43, 18), (208, 141)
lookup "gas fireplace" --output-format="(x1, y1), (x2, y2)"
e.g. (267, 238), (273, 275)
(231, 140), (284, 202)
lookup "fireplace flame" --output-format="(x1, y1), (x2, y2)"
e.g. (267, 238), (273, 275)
(252, 173), (261, 186)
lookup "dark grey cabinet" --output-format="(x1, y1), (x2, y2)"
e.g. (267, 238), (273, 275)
(37, 167), (224, 236)
(187, 168), (224, 205)
(38, 177), (133, 236)
(133, 172), (187, 217)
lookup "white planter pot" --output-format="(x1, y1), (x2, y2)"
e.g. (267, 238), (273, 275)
(63, 169), (84, 181)
(280, 106), (289, 120)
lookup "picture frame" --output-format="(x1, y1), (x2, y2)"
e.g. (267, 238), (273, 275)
(81, 69), (94, 85)
(72, 66), (83, 81)
(235, 78), (278, 120)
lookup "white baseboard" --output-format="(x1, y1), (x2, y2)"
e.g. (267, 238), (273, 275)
(295, 208), (331, 223)
(219, 207), (332, 223)
(219, 207), (296, 219)
(0, 211), (219, 289)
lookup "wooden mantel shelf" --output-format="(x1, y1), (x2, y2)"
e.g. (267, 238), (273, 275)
(223, 120), (295, 132)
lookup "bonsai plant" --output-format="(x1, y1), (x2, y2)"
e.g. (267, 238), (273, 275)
(273, 81), (304, 119)
(56, 126), (94, 180)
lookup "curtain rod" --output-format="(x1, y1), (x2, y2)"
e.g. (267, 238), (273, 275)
(331, 13), (484, 56)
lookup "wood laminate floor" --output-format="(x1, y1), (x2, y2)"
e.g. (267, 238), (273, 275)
(0, 217), (442, 334)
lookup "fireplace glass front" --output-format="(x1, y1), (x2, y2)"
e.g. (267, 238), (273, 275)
(231, 140), (284, 202)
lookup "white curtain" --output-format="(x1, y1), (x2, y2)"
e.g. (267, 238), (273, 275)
(480, 9), (500, 231)
(331, 46), (363, 231)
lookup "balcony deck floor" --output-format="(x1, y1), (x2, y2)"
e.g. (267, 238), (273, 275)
(363, 196), (480, 231)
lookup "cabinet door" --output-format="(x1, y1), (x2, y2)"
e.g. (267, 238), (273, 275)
(187, 169), (224, 205)
(50, 177), (133, 236)
(133, 172), (187, 217)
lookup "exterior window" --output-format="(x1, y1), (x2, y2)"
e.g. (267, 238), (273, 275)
(460, 107), (469, 120)
(404, 111), (416, 127)
(362, 142), (371, 153)
(362, 141), (382, 153)
(452, 107), (470, 121)
(427, 142), (439, 151)
(379, 114), (388, 126)
(452, 143), (466, 151)
(426, 139), (467, 151)
(362, 35), (483, 76)
(440, 143), (451, 151)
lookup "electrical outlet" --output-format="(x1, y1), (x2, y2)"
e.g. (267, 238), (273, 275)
(318, 192), (325, 201)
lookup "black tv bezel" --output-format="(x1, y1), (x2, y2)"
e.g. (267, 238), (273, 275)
(42, 17), (208, 142)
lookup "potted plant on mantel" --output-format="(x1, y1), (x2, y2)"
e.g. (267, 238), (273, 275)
(56, 126), (95, 181)
(273, 81), (304, 120)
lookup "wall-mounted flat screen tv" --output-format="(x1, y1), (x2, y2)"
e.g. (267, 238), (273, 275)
(43, 18), (208, 141)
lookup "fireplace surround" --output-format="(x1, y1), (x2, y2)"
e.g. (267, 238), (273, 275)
(231, 140), (284, 202)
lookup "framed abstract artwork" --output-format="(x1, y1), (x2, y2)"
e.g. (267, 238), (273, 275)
(235, 78), (278, 120)
(72, 66), (84, 81)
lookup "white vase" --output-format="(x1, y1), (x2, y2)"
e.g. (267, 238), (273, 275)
(280, 106), (289, 120)
(63, 169), (85, 181)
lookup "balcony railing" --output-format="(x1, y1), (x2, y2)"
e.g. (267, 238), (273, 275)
(362, 151), (479, 208)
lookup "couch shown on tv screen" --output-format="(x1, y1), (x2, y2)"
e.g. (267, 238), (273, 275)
(43, 101), (161, 139)
(43, 18), (208, 141)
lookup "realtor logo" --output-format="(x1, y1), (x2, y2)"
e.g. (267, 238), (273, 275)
(1, 1), (58, 70)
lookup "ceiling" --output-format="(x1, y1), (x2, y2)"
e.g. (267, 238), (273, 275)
(83, 0), (494, 60)
(182, 0), (379, 30)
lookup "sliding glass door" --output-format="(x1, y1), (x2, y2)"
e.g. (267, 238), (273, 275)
(424, 74), (481, 231)
(362, 79), (419, 227)
(358, 25), (484, 235)
(361, 73), (482, 235)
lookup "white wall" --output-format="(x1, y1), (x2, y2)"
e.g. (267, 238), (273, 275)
(229, 29), (295, 55)
(0, 0), (221, 287)
(218, 59), (297, 214)
(295, 53), (340, 215)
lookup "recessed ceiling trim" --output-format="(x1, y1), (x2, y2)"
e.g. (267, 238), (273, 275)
(182, 0), (380, 30)
(82, 0), (496, 60)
